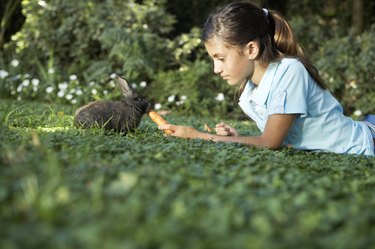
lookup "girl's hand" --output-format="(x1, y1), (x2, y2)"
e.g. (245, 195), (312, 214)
(158, 124), (201, 139)
(215, 122), (239, 136)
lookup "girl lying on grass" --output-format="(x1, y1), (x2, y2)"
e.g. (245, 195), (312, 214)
(159, 1), (375, 156)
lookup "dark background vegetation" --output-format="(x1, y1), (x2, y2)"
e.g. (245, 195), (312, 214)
(0, 0), (374, 117)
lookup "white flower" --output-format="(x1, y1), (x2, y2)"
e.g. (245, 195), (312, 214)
(154, 103), (162, 110)
(31, 78), (40, 86)
(349, 80), (357, 89)
(103, 90), (108, 95)
(38, 0), (48, 8)
(58, 82), (68, 90)
(109, 80), (115, 88)
(33, 86), (38, 92)
(71, 99), (77, 104)
(22, 79), (30, 87)
(17, 96), (22, 101)
(66, 94), (73, 100)
(89, 81), (95, 86)
(354, 110), (362, 117)
(69, 75), (77, 81)
(131, 83), (137, 88)
(139, 81), (147, 87)
(0, 70), (9, 79)
(91, 89), (98, 95)
(11, 59), (19, 67)
(168, 95), (175, 102)
(46, 86), (54, 93)
(23, 73), (30, 78)
(215, 93), (225, 101)
(57, 91), (64, 97)
(181, 95), (187, 101)
(17, 85), (23, 92)
(76, 89), (83, 95)
(48, 68), (55, 74)
(110, 73), (117, 79)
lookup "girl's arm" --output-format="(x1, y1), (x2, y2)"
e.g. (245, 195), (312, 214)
(158, 114), (296, 150)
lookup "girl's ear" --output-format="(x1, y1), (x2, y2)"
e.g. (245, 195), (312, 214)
(244, 41), (260, 60)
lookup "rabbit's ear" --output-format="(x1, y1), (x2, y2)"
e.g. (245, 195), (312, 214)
(117, 75), (135, 97)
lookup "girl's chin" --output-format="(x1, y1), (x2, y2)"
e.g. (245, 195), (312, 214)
(227, 78), (247, 86)
(225, 78), (237, 85)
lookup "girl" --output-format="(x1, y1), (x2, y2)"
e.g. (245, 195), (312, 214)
(159, 1), (375, 156)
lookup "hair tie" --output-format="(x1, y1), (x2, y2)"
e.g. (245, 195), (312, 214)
(262, 8), (269, 17)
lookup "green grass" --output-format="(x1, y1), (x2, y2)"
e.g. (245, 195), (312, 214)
(1, 98), (374, 249)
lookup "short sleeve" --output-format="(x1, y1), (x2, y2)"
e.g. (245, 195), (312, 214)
(267, 61), (308, 116)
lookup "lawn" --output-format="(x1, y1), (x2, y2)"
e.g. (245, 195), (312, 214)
(0, 98), (374, 249)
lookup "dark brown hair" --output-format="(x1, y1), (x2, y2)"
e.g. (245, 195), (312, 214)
(202, 1), (326, 92)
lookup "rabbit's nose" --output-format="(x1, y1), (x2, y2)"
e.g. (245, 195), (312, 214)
(145, 102), (152, 113)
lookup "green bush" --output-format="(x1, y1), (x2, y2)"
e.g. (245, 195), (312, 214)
(314, 24), (375, 116)
(149, 60), (235, 116)
(1, 0), (176, 105)
(1, 0), (374, 117)
(148, 27), (241, 117)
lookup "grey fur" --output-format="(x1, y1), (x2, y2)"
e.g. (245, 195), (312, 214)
(74, 76), (151, 133)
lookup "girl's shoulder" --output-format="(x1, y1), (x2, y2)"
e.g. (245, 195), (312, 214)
(269, 57), (311, 90)
(272, 57), (308, 78)
(278, 57), (305, 70)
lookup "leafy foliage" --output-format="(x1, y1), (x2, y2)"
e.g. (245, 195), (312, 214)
(0, 0), (374, 117)
(1, 99), (375, 249)
(314, 24), (375, 115)
(0, 0), (176, 104)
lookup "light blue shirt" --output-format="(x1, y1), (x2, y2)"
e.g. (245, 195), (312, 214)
(239, 58), (374, 156)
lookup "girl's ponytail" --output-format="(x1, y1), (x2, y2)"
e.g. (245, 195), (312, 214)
(269, 10), (327, 89)
(270, 11), (303, 57)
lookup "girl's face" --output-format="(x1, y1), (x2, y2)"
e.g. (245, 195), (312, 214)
(204, 37), (253, 86)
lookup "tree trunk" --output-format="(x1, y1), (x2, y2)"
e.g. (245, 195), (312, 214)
(0, 0), (25, 49)
(352, 0), (364, 35)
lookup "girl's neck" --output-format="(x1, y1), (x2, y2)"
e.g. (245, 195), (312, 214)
(251, 61), (269, 86)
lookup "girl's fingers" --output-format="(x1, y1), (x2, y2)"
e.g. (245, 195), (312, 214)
(215, 126), (231, 136)
(215, 123), (227, 134)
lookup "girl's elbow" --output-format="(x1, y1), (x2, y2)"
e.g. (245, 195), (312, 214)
(261, 139), (283, 150)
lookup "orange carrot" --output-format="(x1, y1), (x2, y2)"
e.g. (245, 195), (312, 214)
(148, 110), (173, 135)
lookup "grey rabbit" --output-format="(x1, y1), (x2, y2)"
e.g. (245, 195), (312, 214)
(74, 75), (152, 133)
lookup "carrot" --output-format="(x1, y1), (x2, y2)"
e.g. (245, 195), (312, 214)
(148, 110), (173, 135)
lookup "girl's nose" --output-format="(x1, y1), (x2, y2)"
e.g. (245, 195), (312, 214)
(213, 61), (222, 74)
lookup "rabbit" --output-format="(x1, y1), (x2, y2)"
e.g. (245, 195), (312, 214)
(74, 75), (152, 133)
